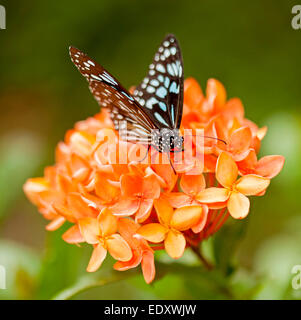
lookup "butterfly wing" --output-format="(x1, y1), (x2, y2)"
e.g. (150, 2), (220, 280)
(69, 46), (155, 143)
(133, 34), (184, 130)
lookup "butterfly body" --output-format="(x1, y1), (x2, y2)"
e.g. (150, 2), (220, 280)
(152, 128), (184, 153)
(69, 34), (184, 157)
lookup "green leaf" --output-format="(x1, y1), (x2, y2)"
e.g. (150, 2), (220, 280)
(0, 240), (41, 300)
(52, 261), (233, 300)
(213, 218), (248, 275)
(36, 224), (88, 299)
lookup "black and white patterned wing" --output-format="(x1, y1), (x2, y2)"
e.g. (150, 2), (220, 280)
(133, 34), (184, 130)
(69, 47), (156, 143)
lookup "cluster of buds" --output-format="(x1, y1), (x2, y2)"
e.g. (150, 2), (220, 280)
(24, 78), (284, 283)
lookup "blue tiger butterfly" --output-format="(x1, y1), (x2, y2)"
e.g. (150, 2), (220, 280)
(69, 34), (185, 159)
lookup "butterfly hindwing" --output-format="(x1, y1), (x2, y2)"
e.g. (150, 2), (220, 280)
(69, 46), (155, 143)
(133, 34), (184, 130)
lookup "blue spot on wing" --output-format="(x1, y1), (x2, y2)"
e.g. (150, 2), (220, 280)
(159, 101), (167, 111)
(154, 112), (169, 126)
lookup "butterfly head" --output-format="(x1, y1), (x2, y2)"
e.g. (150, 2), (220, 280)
(152, 128), (184, 153)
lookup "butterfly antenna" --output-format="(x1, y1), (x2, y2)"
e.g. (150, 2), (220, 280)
(185, 135), (227, 145)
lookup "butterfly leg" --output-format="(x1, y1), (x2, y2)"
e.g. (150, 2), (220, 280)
(167, 151), (177, 175)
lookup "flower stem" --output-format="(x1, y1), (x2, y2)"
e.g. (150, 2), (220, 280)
(191, 245), (213, 270)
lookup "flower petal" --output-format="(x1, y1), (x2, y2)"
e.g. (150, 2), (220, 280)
(120, 173), (142, 198)
(216, 152), (238, 187)
(136, 199), (154, 223)
(235, 174), (270, 196)
(228, 127), (252, 154)
(164, 193), (192, 208)
(142, 175), (161, 199)
(196, 187), (230, 203)
(141, 250), (155, 284)
(164, 231), (186, 259)
(106, 234), (132, 261)
(98, 208), (118, 236)
(95, 172), (120, 204)
(62, 224), (84, 244)
(154, 198), (174, 226)
(110, 198), (140, 216)
(113, 250), (142, 271)
(227, 192), (250, 219)
(87, 244), (107, 272)
(180, 173), (206, 195)
(255, 155), (285, 179)
(192, 205), (209, 233)
(137, 223), (168, 243)
(46, 216), (66, 231)
(78, 217), (99, 244)
(184, 77), (204, 108)
(170, 206), (203, 231)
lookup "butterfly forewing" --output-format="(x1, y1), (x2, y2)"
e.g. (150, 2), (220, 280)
(133, 34), (184, 130)
(69, 46), (155, 143)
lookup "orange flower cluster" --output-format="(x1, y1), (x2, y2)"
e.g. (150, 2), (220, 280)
(24, 78), (284, 283)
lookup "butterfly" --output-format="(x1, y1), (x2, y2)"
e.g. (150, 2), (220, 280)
(69, 34), (185, 160)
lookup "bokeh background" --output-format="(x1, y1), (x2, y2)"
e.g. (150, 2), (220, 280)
(0, 0), (300, 299)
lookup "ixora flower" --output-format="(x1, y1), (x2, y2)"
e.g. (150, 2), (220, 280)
(23, 78), (285, 284)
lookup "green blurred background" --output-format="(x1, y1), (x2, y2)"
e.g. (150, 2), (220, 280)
(0, 0), (300, 299)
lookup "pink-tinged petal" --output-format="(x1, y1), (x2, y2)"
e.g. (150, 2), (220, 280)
(227, 192), (250, 219)
(216, 152), (238, 187)
(87, 244), (107, 272)
(62, 224), (85, 244)
(46, 216), (66, 231)
(113, 250), (142, 271)
(110, 198), (140, 216)
(164, 230), (186, 259)
(141, 250), (155, 284)
(106, 234), (132, 261)
(78, 218), (99, 244)
(154, 198), (174, 226)
(196, 187), (230, 203)
(137, 223), (168, 243)
(98, 208), (118, 236)
(180, 173), (206, 195)
(235, 174), (270, 196)
(136, 199), (154, 223)
(255, 155), (285, 179)
(228, 127), (252, 154)
(170, 206), (203, 231)
(192, 205), (209, 233)
(164, 193), (192, 208)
